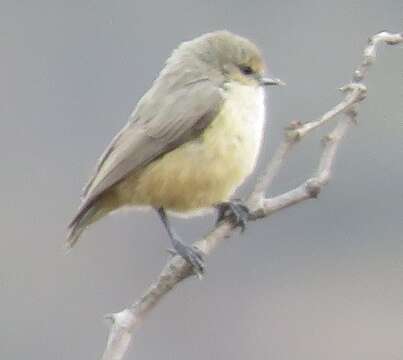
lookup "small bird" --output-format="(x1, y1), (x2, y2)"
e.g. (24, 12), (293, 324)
(66, 30), (283, 277)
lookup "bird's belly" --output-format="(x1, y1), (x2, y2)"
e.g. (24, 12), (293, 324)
(119, 84), (266, 213)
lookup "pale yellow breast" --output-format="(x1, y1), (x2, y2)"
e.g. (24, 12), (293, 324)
(119, 82), (266, 213)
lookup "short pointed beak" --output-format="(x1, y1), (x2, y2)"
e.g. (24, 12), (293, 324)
(260, 77), (286, 87)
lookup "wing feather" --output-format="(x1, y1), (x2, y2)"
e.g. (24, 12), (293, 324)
(81, 77), (223, 208)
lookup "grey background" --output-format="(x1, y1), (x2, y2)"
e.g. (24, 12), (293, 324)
(1, 1), (403, 359)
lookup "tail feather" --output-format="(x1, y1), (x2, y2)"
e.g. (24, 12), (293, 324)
(66, 191), (120, 250)
(65, 201), (98, 250)
(65, 223), (86, 251)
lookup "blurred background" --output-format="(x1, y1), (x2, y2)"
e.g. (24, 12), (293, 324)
(1, 1), (402, 359)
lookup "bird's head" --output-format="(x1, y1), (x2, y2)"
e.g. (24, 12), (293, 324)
(173, 30), (284, 88)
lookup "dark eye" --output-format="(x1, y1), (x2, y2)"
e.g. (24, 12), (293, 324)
(240, 65), (254, 75)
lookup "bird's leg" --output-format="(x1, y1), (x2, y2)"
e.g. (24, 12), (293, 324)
(215, 199), (250, 232)
(156, 207), (204, 278)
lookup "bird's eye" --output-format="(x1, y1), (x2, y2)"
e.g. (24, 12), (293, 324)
(240, 65), (254, 75)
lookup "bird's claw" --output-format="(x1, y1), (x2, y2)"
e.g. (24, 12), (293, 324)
(166, 248), (177, 257)
(168, 241), (205, 279)
(215, 200), (250, 232)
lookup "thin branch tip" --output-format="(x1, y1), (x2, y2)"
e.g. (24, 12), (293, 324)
(305, 178), (322, 198)
(108, 310), (136, 331)
(104, 313), (115, 324)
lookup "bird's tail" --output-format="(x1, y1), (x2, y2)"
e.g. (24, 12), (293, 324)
(66, 189), (122, 250)
(65, 201), (97, 250)
(65, 197), (113, 250)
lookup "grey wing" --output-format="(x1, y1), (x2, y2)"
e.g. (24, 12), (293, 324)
(81, 78), (223, 207)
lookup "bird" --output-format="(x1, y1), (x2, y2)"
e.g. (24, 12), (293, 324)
(66, 30), (283, 277)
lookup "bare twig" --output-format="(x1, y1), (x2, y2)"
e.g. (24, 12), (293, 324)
(246, 83), (366, 210)
(100, 31), (402, 360)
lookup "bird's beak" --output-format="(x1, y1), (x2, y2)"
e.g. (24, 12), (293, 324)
(260, 77), (286, 87)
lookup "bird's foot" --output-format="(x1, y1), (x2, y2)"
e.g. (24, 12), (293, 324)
(215, 200), (250, 232)
(168, 238), (205, 279)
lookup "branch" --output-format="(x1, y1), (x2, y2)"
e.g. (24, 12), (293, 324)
(100, 31), (402, 360)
